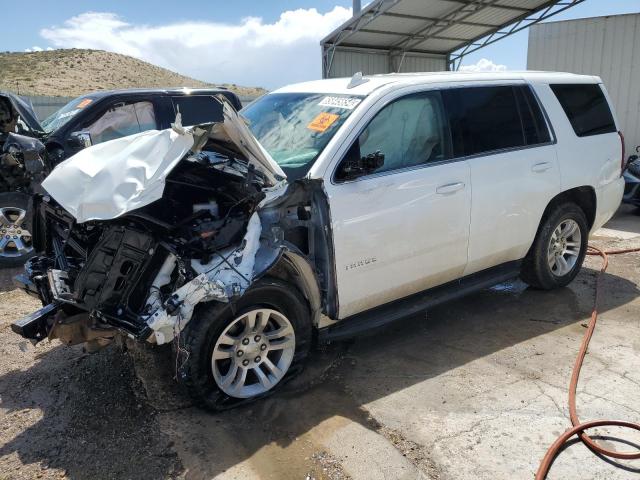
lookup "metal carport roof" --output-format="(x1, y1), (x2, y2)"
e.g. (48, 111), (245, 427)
(321, 0), (585, 76)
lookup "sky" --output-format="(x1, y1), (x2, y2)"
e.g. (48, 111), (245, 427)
(5, 0), (640, 89)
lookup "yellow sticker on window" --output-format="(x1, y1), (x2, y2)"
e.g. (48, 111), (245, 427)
(307, 112), (339, 132)
(77, 98), (93, 109)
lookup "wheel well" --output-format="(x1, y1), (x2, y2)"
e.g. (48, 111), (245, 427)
(264, 252), (322, 327)
(542, 187), (597, 229)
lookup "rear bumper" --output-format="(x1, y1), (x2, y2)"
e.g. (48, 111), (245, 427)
(593, 177), (625, 232)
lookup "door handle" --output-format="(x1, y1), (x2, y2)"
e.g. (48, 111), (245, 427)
(436, 182), (465, 195)
(532, 162), (552, 173)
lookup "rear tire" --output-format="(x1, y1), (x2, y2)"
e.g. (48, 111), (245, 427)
(520, 202), (588, 290)
(0, 192), (34, 268)
(176, 278), (312, 411)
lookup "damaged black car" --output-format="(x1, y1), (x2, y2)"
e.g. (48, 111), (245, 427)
(0, 88), (242, 267)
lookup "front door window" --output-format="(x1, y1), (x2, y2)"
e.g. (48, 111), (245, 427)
(84, 101), (156, 145)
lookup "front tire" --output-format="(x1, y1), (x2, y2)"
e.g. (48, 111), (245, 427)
(521, 202), (588, 290)
(177, 278), (312, 411)
(0, 192), (34, 268)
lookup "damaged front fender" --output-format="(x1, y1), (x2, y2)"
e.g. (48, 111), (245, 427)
(145, 212), (273, 344)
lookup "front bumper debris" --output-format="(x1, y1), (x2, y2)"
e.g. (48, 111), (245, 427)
(11, 303), (59, 342)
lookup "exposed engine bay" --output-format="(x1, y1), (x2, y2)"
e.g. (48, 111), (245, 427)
(0, 132), (48, 192)
(0, 93), (49, 193)
(12, 98), (336, 351)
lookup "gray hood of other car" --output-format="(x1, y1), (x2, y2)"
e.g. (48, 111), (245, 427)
(0, 92), (44, 134)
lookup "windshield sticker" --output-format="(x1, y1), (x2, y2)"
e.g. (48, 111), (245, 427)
(318, 96), (361, 110)
(58, 110), (80, 120)
(307, 112), (340, 132)
(77, 98), (93, 109)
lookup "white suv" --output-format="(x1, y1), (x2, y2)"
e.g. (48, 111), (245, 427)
(13, 72), (624, 410)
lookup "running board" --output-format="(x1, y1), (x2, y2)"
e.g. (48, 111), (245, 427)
(319, 260), (522, 342)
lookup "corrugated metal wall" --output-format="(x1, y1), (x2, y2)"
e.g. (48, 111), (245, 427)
(326, 47), (447, 78)
(528, 13), (640, 153)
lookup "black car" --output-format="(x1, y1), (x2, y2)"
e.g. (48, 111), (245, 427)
(0, 87), (243, 266)
(623, 147), (640, 209)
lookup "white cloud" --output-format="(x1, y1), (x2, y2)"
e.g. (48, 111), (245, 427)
(25, 45), (44, 52)
(40, 8), (352, 89)
(458, 58), (508, 73)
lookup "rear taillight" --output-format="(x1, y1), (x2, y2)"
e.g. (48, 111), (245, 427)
(619, 131), (626, 175)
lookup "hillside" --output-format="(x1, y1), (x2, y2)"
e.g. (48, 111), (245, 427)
(0, 49), (267, 98)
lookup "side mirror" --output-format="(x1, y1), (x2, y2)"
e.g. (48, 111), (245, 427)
(341, 150), (385, 179)
(68, 131), (92, 149)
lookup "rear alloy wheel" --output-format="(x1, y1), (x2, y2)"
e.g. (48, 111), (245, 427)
(521, 202), (588, 290)
(547, 219), (582, 277)
(0, 192), (34, 268)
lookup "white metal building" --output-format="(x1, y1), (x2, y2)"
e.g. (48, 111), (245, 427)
(321, 0), (585, 78)
(528, 13), (640, 153)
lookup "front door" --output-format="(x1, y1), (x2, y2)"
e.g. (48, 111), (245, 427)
(324, 90), (472, 319)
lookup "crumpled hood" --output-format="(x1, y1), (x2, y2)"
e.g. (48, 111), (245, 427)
(213, 98), (286, 185)
(41, 127), (195, 223)
(0, 92), (44, 134)
(41, 96), (287, 224)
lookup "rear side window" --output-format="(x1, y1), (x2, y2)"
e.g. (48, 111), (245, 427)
(172, 96), (224, 126)
(443, 86), (525, 157)
(550, 84), (616, 137)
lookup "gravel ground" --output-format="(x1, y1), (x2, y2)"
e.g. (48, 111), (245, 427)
(0, 206), (639, 480)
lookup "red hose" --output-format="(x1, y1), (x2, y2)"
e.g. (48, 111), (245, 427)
(535, 245), (640, 479)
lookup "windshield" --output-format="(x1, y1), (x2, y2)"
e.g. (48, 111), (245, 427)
(241, 92), (364, 179)
(40, 96), (95, 133)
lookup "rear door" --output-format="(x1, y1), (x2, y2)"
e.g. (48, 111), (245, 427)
(324, 89), (472, 319)
(442, 84), (561, 275)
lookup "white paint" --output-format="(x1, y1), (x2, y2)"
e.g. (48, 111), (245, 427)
(281, 71), (624, 318)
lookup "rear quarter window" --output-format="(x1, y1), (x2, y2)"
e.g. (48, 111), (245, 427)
(172, 96), (224, 126)
(550, 84), (616, 137)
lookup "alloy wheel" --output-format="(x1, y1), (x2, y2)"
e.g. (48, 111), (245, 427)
(0, 206), (33, 259)
(547, 219), (582, 277)
(211, 308), (296, 398)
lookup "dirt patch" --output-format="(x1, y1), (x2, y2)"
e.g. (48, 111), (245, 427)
(0, 272), (182, 480)
(1, 208), (639, 479)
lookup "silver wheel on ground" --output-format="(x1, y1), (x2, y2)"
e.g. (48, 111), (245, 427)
(0, 206), (33, 259)
(211, 308), (296, 399)
(547, 219), (582, 277)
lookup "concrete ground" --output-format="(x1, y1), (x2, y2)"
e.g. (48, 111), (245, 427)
(1, 205), (639, 480)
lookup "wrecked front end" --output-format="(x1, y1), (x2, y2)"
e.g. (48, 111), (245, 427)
(12, 102), (333, 353)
